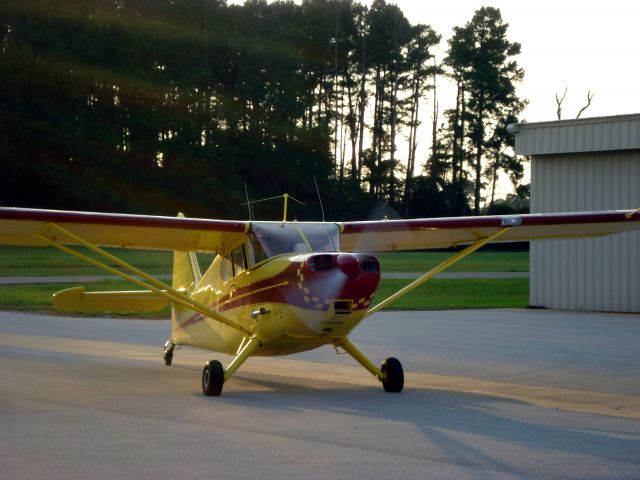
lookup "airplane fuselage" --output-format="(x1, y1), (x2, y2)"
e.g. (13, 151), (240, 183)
(170, 221), (381, 356)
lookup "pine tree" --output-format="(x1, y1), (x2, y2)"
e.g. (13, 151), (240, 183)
(446, 7), (524, 215)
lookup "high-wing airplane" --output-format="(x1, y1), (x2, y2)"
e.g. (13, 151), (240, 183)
(1, 200), (639, 396)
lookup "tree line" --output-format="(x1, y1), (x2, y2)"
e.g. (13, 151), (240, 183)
(0, 0), (528, 221)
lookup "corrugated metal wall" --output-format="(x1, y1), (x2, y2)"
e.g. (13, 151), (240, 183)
(531, 151), (640, 312)
(516, 115), (640, 155)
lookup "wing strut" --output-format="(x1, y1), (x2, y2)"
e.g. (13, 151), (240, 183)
(35, 223), (252, 336)
(365, 227), (511, 317)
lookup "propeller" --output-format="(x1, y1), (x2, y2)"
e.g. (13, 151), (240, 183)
(284, 253), (380, 316)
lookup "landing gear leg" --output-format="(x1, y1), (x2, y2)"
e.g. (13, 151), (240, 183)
(201, 336), (262, 397)
(163, 341), (175, 366)
(338, 338), (404, 393)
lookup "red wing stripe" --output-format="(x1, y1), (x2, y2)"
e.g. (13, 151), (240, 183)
(0, 207), (248, 233)
(340, 210), (638, 233)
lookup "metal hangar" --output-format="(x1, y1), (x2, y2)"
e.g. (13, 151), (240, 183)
(509, 114), (640, 312)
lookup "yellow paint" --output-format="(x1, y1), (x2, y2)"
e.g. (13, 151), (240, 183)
(223, 336), (262, 382)
(283, 193), (289, 223)
(53, 287), (168, 312)
(338, 338), (384, 381)
(625, 207), (640, 219)
(35, 228), (251, 336)
(216, 281), (289, 309)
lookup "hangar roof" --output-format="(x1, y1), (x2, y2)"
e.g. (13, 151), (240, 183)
(508, 113), (640, 156)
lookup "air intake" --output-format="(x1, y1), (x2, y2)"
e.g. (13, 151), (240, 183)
(309, 254), (333, 272)
(361, 259), (380, 273)
(333, 300), (352, 314)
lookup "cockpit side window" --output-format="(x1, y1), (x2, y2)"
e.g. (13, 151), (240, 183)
(247, 232), (268, 266)
(231, 244), (247, 276)
(220, 255), (232, 283)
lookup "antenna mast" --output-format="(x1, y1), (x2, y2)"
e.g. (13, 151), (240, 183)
(314, 177), (325, 222)
(282, 194), (289, 223)
(244, 182), (252, 220)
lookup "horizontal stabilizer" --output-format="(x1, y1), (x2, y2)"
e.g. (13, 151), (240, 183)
(53, 287), (169, 313)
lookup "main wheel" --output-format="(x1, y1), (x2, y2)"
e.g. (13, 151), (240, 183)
(381, 357), (404, 393)
(202, 360), (224, 396)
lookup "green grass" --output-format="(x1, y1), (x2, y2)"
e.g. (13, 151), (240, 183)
(0, 245), (528, 276)
(375, 278), (529, 310)
(376, 251), (529, 272)
(0, 280), (171, 317)
(0, 278), (529, 315)
(0, 246), (214, 276)
(0, 245), (530, 315)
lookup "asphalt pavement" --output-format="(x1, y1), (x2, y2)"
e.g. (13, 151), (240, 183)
(1, 309), (639, 480)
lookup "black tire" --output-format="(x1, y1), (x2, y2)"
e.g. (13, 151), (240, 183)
(163, 350), (173, 366)
(202, 360), (224, 396)
(381, 357), (404, 393)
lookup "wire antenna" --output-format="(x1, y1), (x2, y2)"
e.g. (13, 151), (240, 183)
(239, 194), (305, 207)
(239, 194), (305, 223)
(314, 177), (325, 222)
(243, 182), (252, 221)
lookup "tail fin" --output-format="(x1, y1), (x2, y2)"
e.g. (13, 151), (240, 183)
(172, 213), (202, 293)
(172, 250), (202, 292)
(170, 249), (201, 345)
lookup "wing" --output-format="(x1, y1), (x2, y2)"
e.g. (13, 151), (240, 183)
(0, 207), (249, 253)
(339, 210), (640, 252)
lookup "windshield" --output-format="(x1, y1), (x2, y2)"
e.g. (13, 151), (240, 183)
(248, 222), (340, 263)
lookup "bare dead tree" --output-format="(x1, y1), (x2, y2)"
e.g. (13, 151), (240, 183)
(555, 87), (567, 120)
(576, 90), (595, 119)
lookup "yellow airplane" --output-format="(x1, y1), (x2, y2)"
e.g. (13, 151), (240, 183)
(1, 199), (639, 396)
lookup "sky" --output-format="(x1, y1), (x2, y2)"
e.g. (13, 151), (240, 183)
(365, 0), (640, 198)
(390, 0), (640, 197)
(381, 0), (640, 123)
